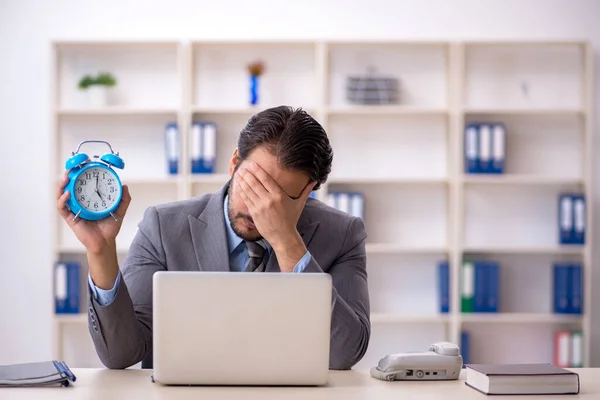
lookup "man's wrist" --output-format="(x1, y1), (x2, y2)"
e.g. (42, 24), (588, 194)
(271, 231), (307, 273)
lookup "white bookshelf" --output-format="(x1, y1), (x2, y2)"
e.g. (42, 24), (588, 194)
(50, 40), (594, 370)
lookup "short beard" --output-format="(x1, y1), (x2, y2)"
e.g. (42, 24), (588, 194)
(227, 175), (262, 242)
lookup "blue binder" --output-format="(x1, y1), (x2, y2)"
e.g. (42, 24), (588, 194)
(190, 121), (202, 173)
(572, 194), (585, 244)
(54, 262), (80, 314)
(191, 122), (217, 174)
(569, 264), (583, 314)
(473, 262), (487, 312)
(478, 124), (492, 173)
(438, 261), (449, 313)
(553, 263), (571, 314)
(464, 123), (479, 173)
(558, 194), (575, 244)
(164, 122), (179, 175)
(491, 123), (506, 174)
(486, 261), (499, 313)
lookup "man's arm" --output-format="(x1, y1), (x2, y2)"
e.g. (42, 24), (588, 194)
(301, 216), (370, 370)
(88, 206), (166, 369)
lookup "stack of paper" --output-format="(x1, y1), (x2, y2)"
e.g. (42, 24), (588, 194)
(0, 361), (76, 387)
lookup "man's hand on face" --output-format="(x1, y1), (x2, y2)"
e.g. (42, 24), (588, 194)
(235, 162), (316, 271)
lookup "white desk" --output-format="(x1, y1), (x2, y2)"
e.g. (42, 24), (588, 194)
(2, 368), (598, 399)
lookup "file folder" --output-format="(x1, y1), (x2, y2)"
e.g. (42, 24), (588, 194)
(461, 331), (471, 366)
(485, 261), (499, 313)
(478, 124), (492, 173)
(461, 261), (475, 313)
(558, 194), (574, 244)
(569, 264), (583, 314)
(337, 192), (350, 214)
(164, 122), (179, 175)
(54, 262), (80, 314)
(573, 194), (585, 244)
(474, 262), (487, 312)
(464, 124), (479, 173)
(349, 192), (365, 219)
(554, 331), (571, 368)
(0, 361), (76, 387)
(491, 123), (506, 174)
(201, 122), (217, 174)
(570, 331), (583, 367)
(553, 263), (571, 314)
(190, 121), (202, 173)
(438, 261), (449, 313)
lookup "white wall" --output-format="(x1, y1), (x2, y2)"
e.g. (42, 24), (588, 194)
(1, 0), (599, 365)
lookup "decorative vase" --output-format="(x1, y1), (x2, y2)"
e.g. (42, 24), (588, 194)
(250, 75), (259, 106)
(88, 85), (108, 107)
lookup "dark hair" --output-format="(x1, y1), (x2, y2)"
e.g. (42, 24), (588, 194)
(237, 105), (333, 191)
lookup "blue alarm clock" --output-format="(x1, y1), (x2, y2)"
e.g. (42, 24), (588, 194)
(64, 140), (125, 221)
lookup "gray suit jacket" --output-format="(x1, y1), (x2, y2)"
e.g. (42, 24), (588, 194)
(87, 182), (371, 370)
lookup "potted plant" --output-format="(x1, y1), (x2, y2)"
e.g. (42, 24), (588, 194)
(78, 72), (117, 107)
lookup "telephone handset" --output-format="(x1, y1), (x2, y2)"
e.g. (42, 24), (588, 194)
(370, 342), (463, 381)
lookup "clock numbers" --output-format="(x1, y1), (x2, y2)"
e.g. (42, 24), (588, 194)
(75, 167), (120, 213)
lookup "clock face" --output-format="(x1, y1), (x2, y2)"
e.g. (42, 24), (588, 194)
(74, 167), (121, 213)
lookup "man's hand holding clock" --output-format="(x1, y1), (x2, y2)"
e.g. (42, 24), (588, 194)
(57, 171), (132, 290)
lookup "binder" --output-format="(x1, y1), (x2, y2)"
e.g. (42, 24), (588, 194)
(164, 122), (179, 175)
(0, 361), (76, 387)
(190, 121), (202, 173)
(461, 261), (475, 313)
(337, 192), (350, 214)
(558, 194), (574, 244)
(349, 192), (365, 219)
(478, 124), (492, 173)
(438, 261), (449, 313)
(573, 194), (585, 244)
(554, 331), (571, 368)
(201, 122), (217, 174)
(54, 262), (79, 314)
(485, 261), (499, 313)
(553, 263), (571, 314)
(491, 123), (506, 174)
(464, 124), (479, 173)
(570, 331), (583, 367)
(474, 262), (487, 312)
(569, 264), (583, 314)
(327, 193), (337, 209)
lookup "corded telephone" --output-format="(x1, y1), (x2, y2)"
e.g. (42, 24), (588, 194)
(370, 342), (463, 381)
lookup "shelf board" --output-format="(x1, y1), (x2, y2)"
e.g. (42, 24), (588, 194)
(190, 173), (231, 184)
(329, 177), (448, 185)
(54, 313), (87, 324)
(57, 107), (178, 116)
(463, 175), (583, 186)
(191, 106), (315, 115)
(327, 105), (447, 116)
(463, 107), (584, 116)
(460, 313), (583, 324)
(371, 313), (450, 324)
(462, 246), (585, 255)
(366, 243), (448, 255)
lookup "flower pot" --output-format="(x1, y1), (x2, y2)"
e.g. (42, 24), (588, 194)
(87, 85), (109, 107)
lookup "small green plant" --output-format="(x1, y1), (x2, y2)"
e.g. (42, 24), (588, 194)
(78, 72), (117, 89)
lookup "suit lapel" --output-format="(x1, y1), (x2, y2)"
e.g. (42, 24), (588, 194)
(189, 183), (230, 272)
(265, 214), (320, 272)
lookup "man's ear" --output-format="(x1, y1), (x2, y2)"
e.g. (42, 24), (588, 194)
(229, 148), (240, 176)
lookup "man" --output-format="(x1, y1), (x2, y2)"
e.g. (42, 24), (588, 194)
(57, 105), (370, 370)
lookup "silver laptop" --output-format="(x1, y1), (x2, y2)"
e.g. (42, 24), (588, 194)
(151, 271), (332, 386)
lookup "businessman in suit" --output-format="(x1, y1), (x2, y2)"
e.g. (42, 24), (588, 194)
(57, 105), (370, 370)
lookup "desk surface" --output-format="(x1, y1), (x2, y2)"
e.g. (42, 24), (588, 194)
(2, 368), (598, 399)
